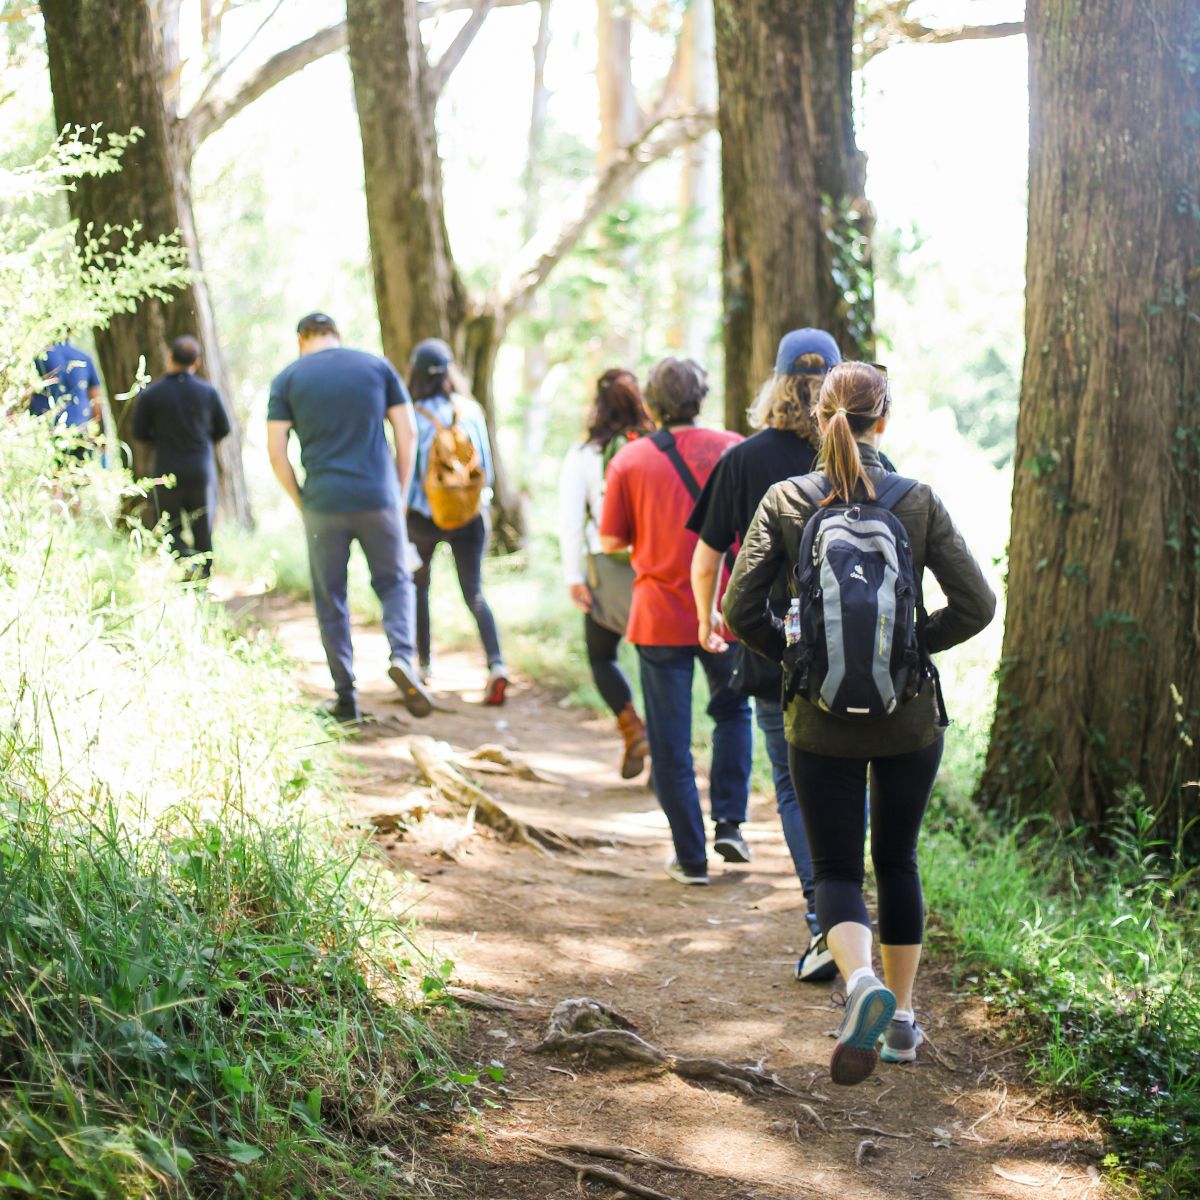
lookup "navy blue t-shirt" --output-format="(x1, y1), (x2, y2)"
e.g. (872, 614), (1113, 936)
(31, 341), (101, 426)
(267, 347), (410, 513)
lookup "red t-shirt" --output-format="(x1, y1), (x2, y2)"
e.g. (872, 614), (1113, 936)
(600, 426), (742, 646)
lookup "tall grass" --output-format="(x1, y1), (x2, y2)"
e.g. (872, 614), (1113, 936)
(0, 425), (461, 1199)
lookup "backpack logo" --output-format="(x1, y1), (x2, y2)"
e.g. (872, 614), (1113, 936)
(850, 563), (868, 583)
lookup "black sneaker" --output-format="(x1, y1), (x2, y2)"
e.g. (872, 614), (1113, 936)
(320, 697), (361, 725)
(713, 822), (751, 864)
(795, 933), (838, 983)
(388, 657), (434, 717)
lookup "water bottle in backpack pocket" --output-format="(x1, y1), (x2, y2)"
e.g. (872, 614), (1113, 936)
(783, 474), (926, 720)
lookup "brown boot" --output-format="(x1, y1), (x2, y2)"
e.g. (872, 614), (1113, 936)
(616, 702), (649, 779)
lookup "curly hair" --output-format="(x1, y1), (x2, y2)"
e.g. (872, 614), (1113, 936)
(746, 352), (828, 438)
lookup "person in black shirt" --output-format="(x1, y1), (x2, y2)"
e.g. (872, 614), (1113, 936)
(132, 335), (232, 579)
(686, 328), (844, 980)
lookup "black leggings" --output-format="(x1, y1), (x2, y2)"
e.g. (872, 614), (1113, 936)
(408, 510), (503, 668)
(584, 613), (633, 716)
(788, 739), (943, 945)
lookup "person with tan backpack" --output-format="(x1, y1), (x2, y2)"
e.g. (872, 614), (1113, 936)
(406, 338), (508, 705)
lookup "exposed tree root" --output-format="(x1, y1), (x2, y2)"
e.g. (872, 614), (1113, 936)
(523, 1146), (678, 1200)
(533, 997), (795, 1097)
(407, 736), (577, 853)
(500, 1133), (688, 1173)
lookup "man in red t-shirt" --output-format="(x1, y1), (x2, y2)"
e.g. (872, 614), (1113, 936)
(599, 358), (751, 885)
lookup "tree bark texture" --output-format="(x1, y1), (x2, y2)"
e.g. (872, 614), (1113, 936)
(346, 0), (467, 363)
(41, 0), (252, 526)
(713, 0), (871, 433)
(980, 2), (1200, 844)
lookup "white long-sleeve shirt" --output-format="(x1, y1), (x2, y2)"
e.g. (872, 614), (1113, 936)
(558, 440), (606, 586)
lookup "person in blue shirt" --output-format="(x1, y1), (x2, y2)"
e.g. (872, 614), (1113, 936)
(406, 338), (508, 705)
(267, 312), (433, 724)
(30, 337), (106, 453)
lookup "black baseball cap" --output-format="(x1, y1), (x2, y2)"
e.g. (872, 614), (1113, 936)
(296, 312), (340, 338)
(410, 337), (453, 375)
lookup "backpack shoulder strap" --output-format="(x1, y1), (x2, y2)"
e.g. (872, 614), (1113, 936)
(650, 428), (701, 501)
(414, 403), (448, 432)
(794, 473), (832, 508)
(870, 474), (919, 513)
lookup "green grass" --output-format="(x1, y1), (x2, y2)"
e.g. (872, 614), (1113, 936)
(0, 427), (464, 1199)
(923, 784), (1199, 1198)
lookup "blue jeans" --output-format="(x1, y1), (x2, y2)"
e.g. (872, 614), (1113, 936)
(755, 697), (819, 936)
(637, 645), (752, 873)
(303, 505), (417, 701)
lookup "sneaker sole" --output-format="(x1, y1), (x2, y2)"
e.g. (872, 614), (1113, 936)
(388, 662), (434, 718)
(713, 836), (751, 864)
(483, 676), (508, 706)
(620, 739), (649, 779)
(665, 864), (710, 886)
(830, 986), (897, 1086)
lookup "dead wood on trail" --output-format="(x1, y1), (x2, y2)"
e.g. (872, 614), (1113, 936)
(533, 997), (795, 1097)
(407, 735), (578, 853)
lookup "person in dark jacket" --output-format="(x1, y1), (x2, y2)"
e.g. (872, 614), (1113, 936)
(724, 362), (995, 1087)
(132, 335), (231, 578)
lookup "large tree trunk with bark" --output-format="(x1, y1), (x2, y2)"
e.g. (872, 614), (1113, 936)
(40, 0), (253, 527)
(979, 2), (1200, 847)
(712, 0), (871, 433)
(346, 0), (525, 549)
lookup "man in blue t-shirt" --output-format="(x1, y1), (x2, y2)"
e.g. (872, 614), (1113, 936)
(30, 338), (106, 451)
(267, 312), (433, 724)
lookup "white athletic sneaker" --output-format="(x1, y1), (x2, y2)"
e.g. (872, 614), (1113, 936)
(664, 856), (709, 886)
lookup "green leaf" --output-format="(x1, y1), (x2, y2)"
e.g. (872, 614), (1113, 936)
(224, 1140), (264, 1165)
(305, 1085), (322, 1122)
(0, 1171), (36, 1193)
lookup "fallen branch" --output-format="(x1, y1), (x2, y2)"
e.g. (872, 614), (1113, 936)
(445, 985), (543, 1011)
(533, 998), (794, 1097)
(524, 1146), (678, 1200)
(514, 1136), (688, 1173)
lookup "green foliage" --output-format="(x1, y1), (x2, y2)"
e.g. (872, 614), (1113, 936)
(924, 792), (1200, 1198)
(0, 140), (461, 1197)
(0, 426), (466, 1198)
(0, 128), (190, 398)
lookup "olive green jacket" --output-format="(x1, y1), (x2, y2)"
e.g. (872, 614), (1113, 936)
(722, 445), (997, 758)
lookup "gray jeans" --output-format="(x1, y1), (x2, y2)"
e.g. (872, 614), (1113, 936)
(302, 505), (416, 700)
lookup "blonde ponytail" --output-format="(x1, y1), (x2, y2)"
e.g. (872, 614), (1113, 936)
(814, 363), (889, 506)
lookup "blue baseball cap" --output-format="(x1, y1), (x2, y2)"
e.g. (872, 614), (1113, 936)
(410, 337), (454, 375)
(774, 328), (841, 376)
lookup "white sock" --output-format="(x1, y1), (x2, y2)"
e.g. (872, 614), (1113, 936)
(846, 966), (878, 993)
(894, 1008), (914, 1024)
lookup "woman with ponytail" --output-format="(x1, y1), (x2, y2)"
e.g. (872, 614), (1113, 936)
(723, 362), (996, 1088)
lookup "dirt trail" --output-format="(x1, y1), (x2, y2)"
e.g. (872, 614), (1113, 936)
(248, 593), (1113, 1200)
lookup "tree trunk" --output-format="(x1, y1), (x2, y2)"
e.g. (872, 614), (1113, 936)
(347, 0), (527, 547)
(979, 2), (1200, 847)
(712, 0), (871, 433)
(40, 0), (253, 526)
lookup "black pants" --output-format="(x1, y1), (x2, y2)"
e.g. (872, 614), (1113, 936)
(154, 469), (216, 578)
(788, 739), (943, 945)
(584, 613), (633, 716)
(408, 510), (503, 668)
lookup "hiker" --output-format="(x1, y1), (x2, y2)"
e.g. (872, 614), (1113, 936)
(599, 357), (751, 885)
(131, 335), (231, 579)
(267, 312), (433, 724)
(406, 338), (508, 706)
(558, 368), (655, 778)
(724, 362), (995, 1085)
(687, 328), (844, 980)
(30, 334), (106, 456)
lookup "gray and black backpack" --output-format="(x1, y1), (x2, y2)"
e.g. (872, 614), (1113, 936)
(784, 473), (932, 720)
